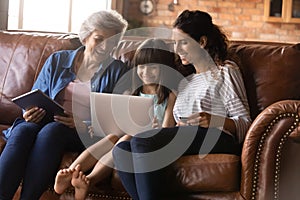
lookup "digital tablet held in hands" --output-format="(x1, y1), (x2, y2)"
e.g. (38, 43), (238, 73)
(12, 89), (65, 123)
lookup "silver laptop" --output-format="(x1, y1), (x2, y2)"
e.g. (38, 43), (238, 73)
(90, 92), (154, 137)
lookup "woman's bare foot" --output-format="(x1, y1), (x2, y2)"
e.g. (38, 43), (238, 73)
(72, 166), (90, 200)
(54, 167), (75, 194)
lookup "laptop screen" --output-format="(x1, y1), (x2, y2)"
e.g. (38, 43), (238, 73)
(90, 92), (154, 137)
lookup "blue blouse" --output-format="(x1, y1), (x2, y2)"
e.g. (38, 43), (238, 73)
(3, 46), (130, 139)
(32, 46), (129, 99)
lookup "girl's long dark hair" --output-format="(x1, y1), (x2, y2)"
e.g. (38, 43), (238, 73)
(173, 10), (229, 65)
(131, 38), (175, 104)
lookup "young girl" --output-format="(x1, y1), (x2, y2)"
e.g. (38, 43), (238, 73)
(54, 38), (177, 200)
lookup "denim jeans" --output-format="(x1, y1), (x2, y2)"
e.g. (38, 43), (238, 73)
(113, 126), (240, 200)
(0, 119), (86, 200)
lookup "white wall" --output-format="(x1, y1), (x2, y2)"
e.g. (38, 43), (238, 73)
(0, 0), (8, 30)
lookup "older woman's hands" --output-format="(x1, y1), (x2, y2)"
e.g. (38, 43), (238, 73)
(23, 107), (46, 123)
(54, 111), (75, 128)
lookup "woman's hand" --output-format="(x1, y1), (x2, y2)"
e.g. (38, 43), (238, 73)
(179, 112), (227, 128)
(177, 112), (213, 128)
(186, 112), (211, 127)
(23, 107), (46, 123)
(178, 112), (235, 134)
(54, 111), (75, 128)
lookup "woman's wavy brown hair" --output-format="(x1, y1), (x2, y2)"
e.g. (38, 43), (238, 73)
(173, 10), (229, 65)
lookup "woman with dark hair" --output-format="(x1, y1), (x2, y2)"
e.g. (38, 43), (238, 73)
(54, 38), (177, 200)
(113, 10), (252, 200)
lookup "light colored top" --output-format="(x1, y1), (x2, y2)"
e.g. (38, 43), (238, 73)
(56, 79), (91, 122)
(140, 92), (168, 125)
(173, 61), (251, 143)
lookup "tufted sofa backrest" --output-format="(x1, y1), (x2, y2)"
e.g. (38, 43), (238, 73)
(229, 42), (300, 120)
(1, 30), (300, 130)
(114, 38), (300, 121)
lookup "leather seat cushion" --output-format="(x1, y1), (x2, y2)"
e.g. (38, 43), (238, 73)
(166, 154), (241, 192)
(111, 154), (241, 193)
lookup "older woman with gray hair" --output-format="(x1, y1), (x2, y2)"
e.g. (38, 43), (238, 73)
(0, 10), (128, 200)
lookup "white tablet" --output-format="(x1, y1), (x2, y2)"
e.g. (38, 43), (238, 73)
(90, 92), (154, 137)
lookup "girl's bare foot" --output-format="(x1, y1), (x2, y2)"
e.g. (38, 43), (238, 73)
(72, 166), (90, 200)
(54, 168), (75, 194)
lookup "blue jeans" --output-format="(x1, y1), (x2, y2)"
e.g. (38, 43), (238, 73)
(0, 119), (87, 200)
(113, 126), (240, 200)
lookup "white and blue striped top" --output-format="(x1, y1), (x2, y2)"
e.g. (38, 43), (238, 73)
(173, 61), (251, 143)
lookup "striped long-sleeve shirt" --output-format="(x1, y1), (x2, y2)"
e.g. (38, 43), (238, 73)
(173, 61), (251, 143)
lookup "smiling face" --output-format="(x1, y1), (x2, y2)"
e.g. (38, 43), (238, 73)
(137, 64), (161, 85)
(172, 28), (202, 65)
(83, 29), (117, 61)
(172, 28), (215, 73)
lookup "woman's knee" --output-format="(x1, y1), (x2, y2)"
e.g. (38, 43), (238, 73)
(130, 128), (175, 153)
(130, 136), (156, 153)
(37, 122), (72, 141)
(8, 122), (40, 141)
(117, 134), (132, 143)
(113, 140), (131, 153)
(112, 141), (134, 172)
(112, 141), (132, 161)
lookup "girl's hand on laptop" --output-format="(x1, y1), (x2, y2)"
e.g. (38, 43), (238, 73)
(82, 121), (94, 138)
(88, 126), (94, 138)
(23, 107), (46, 123)
(152, 116), (160, 129)
(54, 111), (75, 128)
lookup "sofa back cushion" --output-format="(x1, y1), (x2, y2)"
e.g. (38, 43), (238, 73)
(0, 31), (81, 125)
(115, 38), (300, 121)
(116, 39), (300, 121)
(1, 31), (299, 126)
(229, 42), (300, 120)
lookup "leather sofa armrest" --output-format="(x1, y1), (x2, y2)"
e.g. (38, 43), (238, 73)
(240, 100), (300, 200)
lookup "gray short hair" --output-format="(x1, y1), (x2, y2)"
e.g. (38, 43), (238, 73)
(79, 10), (128, 43)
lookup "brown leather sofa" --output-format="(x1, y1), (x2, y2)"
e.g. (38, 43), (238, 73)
(1, 30), (300, 200)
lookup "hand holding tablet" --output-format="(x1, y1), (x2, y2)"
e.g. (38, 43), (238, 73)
(12, 89), (65, 123)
